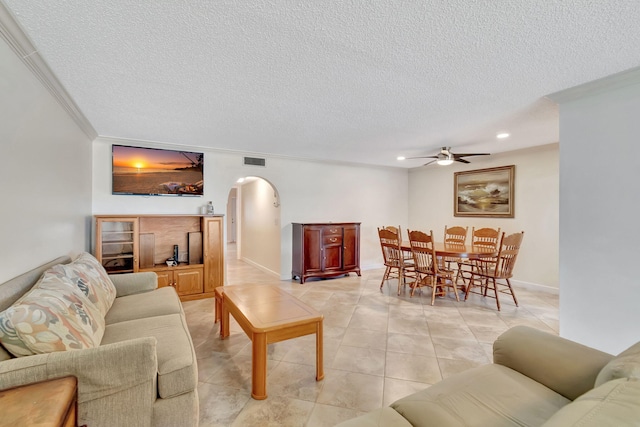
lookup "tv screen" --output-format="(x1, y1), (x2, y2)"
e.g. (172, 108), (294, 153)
(112, 145), (204, 196)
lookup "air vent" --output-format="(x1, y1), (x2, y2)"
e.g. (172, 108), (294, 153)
(243, 157), (266, 167)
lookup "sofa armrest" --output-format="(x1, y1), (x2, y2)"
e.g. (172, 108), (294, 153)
(109, 272), (158, 297)
(0, 337), (158, 426)
(493, 326), (614, 400)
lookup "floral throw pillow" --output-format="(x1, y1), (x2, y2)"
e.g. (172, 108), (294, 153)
(0, 269), (105, 357)
(54, 252), (117, 316)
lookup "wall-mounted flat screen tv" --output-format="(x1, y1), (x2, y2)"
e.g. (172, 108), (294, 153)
(112, 145), (204, 196)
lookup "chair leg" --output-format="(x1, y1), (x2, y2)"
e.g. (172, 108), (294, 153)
(397, 267), (404, 296)
(506, 278), (519, 307)
(380, 266), (391, 289)
(491, 278), (501, 311)
(464, 273), (474, 301)
(450, 279), (460, 302)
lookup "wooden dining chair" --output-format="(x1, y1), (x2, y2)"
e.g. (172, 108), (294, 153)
(408, 229), (459, 304)
(456, 227), (501, 286)
(465, 231), (524, 310)
(382, 225), (413, 262)
(378, 227), (415, 295)
(443, 225), (468, 271)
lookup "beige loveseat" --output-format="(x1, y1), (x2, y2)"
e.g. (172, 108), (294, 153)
(337, 325), (640, 427)
(0, 254), (198, 427)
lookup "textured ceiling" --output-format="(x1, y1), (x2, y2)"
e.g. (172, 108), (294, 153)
(4, 1), (640, 167)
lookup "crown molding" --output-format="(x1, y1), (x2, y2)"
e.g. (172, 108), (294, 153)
(95, 136), (407, 172)
(547, 66), (640, 104)
(0, 2), (97, 139)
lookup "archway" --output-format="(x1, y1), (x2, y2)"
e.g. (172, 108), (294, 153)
(226, 176), (281, 277)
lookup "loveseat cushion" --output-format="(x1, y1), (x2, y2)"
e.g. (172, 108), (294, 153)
(101, 313), (197, 399)
(105, 287), (183, 325)
(542, 378), (640, 426)
(595, 341), (640, 387)
(54, 252), (116, 316)
(390, 364), (570, 427)
(0, 269), (105, 357)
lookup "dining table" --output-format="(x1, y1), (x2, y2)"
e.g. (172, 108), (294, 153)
(399, 241), (499, 293)
(400, 241), (499, 259)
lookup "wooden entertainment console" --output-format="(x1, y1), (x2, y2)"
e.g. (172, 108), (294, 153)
(94, 214), (224, 301)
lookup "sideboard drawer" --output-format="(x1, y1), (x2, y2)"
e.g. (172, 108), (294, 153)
(323, 235), (342, 245)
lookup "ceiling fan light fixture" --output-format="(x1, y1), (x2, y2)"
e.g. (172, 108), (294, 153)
(436, 158), (454, 166)
(436, 149), (454, 165)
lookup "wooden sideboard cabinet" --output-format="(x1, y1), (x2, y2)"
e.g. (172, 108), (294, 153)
(95, 214), (224, 300)
(292, 222), (361, 284)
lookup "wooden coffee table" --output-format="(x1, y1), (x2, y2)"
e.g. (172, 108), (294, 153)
(0, 376), (79, 427)
(219, 284), (324, 400)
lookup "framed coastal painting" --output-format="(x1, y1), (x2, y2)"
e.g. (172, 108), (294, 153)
(454, 165), (515, 218)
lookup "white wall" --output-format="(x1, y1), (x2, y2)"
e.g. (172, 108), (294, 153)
(408, 144), (559, 289)
(557, 76), (640, 354)
(92, 138), (409, 279)
(0, 37), (92, 283)
(226, 187), (237, 243)
(239, 178), (281, 276)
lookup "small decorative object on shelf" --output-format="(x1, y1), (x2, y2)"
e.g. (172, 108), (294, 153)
(206, 201), (214, 215)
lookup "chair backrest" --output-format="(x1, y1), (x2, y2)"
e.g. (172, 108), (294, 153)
(444, 225), (468, 245)
(378, 227), (403, 267)
(493, 231), (525, 279)
(407, 229), (439, 275)
(471, 227), (501, 250)
(382, 225), (402, 241)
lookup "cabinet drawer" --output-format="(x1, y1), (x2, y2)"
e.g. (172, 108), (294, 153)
(323, 226), (341, 235)
(323, 235), (342, 245)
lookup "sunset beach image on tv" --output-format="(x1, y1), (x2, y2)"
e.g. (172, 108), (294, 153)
(112, 145), (204, 196)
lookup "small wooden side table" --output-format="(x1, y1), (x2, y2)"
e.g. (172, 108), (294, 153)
(0, 376), (79, 427)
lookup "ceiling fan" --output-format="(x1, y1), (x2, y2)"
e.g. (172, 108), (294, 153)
(406, 146), (490, 166)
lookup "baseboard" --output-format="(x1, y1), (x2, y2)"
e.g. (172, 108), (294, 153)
(241, 257), (280, 278)
(510, 279), (559, 295)
(361, 263), (385, 271)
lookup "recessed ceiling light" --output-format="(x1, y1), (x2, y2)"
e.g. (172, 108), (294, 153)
(237, 178), (245, 183)
(496, 132), (510, 139)
(397, 156), (406, 161)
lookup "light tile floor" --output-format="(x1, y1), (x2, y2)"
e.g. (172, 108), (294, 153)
(184, 252), (559, 427)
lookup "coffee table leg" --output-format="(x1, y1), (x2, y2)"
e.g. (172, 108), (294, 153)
(316, 320), (324, 381)
(251, 332), (268, 400)
(220, 302), (229, 339)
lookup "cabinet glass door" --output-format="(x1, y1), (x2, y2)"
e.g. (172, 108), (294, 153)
(98, 219), (138, 273)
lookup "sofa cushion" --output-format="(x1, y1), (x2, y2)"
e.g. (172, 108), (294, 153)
(54, 252), (116, 316)
(105, 287), (183, 325)
(101, 313), (197, 399)
(595, 341), (640, 387)
(0, 269), (105, 357)
(494, 325), (613, 400)
(390, 364), (570, 427)
(542, 378), (640, 427)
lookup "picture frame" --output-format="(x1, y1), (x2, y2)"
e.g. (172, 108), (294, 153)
(454, 165), (515, 218)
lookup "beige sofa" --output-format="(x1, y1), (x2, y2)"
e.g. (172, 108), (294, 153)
(0, 255), (198, 427)
(337, 325), (640, 427)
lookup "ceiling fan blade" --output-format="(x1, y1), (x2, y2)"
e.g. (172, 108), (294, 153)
(406, 155), (438, 160)
(453, 153), (490, 158)
(422, 160), (438, 167)
(455, 158), (471, 164)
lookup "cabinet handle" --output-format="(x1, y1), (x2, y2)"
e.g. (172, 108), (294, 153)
(330, 237), (337, 242)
